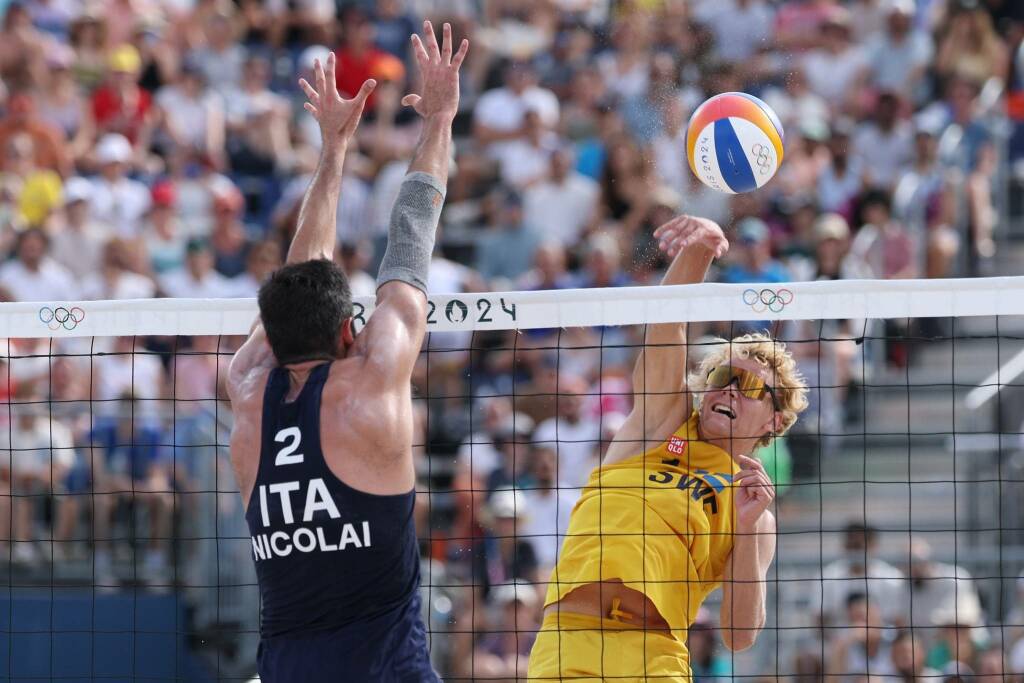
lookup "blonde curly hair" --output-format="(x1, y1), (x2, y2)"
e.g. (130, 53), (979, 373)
(687, 332), (809, 448)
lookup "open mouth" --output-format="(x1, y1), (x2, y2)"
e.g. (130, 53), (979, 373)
(711, 404), (736, 420)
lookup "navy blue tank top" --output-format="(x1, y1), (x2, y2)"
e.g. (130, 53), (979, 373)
(244, 364), (437, 682)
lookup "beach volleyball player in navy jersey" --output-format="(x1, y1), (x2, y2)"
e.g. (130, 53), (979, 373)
(226, 22), (468, 682)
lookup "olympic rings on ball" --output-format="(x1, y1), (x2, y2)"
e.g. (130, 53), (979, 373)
(742, 288), (794, 314)
(749, 143), (774, 175)
(38, 306), (85, 331)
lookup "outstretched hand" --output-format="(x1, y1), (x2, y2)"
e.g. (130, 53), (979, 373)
(402, 21), (469, 122)
(298, 52), (376, 149)
(654, 215), (729, 259)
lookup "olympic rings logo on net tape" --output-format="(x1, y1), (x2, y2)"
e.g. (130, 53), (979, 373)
(39, 305), (85, 331)
(742, 288), (794, 314)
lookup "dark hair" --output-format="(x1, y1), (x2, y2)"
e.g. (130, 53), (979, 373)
(257, 259), (353, 364)
(845, 592), (868, 609)
(844, 520), (879, 543)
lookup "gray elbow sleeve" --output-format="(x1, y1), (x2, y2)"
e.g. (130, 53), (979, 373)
(376, 171), (446, 293)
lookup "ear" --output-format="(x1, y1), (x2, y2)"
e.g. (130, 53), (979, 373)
(339, 317), (355, 348)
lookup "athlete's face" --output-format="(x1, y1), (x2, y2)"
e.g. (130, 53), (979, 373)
(698, 357), (780, 448)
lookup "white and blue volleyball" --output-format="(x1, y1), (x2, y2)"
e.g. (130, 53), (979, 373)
(685, 92), (785, 194)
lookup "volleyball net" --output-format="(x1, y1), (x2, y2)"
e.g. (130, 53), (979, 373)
(1, 277), (1023, 681)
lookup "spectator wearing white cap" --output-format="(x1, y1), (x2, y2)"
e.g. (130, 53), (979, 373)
(49, 176), (109, 282)
(475, 489), (541, 596)
(88, 133), (151, 238)
(0, 228), (74, 302)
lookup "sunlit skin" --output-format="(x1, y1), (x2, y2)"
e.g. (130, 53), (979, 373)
(697, 357), (783, 456)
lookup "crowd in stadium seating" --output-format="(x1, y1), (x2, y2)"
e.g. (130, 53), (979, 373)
(0, 0), (1023, 679)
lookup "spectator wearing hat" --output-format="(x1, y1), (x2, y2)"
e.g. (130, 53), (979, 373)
(468, 581), (540, 682)
(87, 133), (151, 237)
(719, 217), (792, 284)
(523, 147), (599, 247)
(139, 180), (186, 275)
(485, 413), (536, 495)
(0, 227), (73, 302)
(89, 44), (154, 144)
(0, 91), (70, 177)
(474, 489), (541, 598)
(49, 176), (109, 282)
(153, 54), (225, 164)
(576, 231), (633, 289)
(475, 187), (541, 286)
(158, 236), (234, 298)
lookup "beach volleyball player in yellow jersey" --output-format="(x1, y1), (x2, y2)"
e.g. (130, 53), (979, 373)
(528, 214), (809, 682)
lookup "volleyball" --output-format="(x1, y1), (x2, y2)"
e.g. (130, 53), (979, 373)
(686, 92), (785, 194)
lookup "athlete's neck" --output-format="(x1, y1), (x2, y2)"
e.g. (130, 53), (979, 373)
(695, 421), (757, 460)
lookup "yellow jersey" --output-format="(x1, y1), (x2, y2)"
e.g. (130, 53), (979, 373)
(544, 411), (740, 641)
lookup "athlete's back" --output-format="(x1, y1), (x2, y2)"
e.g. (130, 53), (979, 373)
(226, 24), (468, 682)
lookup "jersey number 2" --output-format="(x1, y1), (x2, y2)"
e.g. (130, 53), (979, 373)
(274, 427), (304, 466)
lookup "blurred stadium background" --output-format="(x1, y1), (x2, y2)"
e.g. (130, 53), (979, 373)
(1, 0), (1024, 681)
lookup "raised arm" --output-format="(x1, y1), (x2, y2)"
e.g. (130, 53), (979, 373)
(604, 216), (728, 464)
(228, 54), (375, 395)
(354, 21), (468, 382)
(289, 52), (376, 264)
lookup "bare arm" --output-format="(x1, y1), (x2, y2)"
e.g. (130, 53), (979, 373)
(604, 216), (728, 464)
(357, 21), (468, 384)
(288, 52), (376, 264)
(720, 454), (778, 651)
(229, 54), (375, 393)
